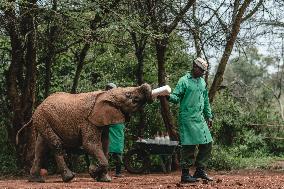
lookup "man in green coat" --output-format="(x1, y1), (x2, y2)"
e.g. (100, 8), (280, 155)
(168, 57), (213, 183)
(105, 83), (125, 177)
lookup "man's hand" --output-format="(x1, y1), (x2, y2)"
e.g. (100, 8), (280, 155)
(207, 119), (213, 129)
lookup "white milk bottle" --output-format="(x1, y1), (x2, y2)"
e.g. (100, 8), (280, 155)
(160, 131), (165, 144)
(152, 85), (171, 98)
(165, 132), (170, 145)
(154, 131), (160, 144)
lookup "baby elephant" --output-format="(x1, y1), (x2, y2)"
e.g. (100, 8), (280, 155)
(25, 83), (152, 182)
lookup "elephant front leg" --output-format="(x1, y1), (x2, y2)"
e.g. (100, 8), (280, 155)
(54, 154), (75, 182)
(82, 126), (110, 182)
(84, 141), (111, 182)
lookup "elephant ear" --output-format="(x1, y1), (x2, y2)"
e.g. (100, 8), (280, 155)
(88, 94), (125, 126)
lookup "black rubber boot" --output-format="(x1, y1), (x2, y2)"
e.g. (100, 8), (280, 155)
(180, 169), (198, 183)
(193, 168), (213, 181)
(115, 165), (123, 177)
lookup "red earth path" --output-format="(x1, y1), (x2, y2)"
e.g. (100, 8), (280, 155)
(0, 169), (283, 189)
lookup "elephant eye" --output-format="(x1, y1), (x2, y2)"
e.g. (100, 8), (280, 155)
(125, 92), (132, 99)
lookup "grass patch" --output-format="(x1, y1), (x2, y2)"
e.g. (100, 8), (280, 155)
(209, 145), (282, 171)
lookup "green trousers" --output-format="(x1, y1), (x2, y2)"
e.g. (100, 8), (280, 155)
(180, 142), (212, 169)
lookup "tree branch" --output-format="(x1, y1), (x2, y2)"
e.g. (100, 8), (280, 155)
(242, 0), (264, 22)
(167, 0), (196, 34)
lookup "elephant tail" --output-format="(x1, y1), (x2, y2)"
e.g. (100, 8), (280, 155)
(16, 119), (33, 145)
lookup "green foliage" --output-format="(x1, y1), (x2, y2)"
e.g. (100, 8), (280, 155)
(0, 41), (18, 175)
(213, 46), (283, 160)
(209, 145), (277, 171)
(209, 146), (242, 170)
(212, 89), (282, 151)
(235, 130), (268, 157)
(0, 122), (18, 175)
(212, 91), (245, 145)
(210, 72), (283, 170)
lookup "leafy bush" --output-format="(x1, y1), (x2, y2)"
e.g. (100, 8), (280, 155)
(212, 91), (247, 146)
(234, 130), (268, 157)
(0, 122), (18, 175)
(0, 62), (19, 175)
(209, 145), (276, 171)
(207, 87), (283, 171)
(208, 145), (242, 170)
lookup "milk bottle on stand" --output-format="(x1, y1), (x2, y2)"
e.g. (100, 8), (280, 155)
(165, 132), (170, 145)
(154, 131), (160, 144)
(160, 131), (165, 144)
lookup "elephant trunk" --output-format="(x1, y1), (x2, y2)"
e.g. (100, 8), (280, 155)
(140, 83), (153, 104)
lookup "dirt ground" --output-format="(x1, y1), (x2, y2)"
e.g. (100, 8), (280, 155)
(0, 169), (283, 189)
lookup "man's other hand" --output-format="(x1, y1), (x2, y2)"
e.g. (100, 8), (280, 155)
(207, 119), (213, 128)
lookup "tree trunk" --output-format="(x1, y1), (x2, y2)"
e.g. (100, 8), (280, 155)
(136, 49), (146, 138)
(209, 0), (252, 102)
(155, 39), (178, 140)
(44, 47), (53, 98)
(131, 31), (148, 138)
(208, 34), (239, 102)
(5, 0), (38, 168)
(71, 43), (90, 94)
(44, 0), (58, 98)
(136, 47), (145, 86)
(155, 38), (179, 170)
(19, 0), (38, 167)
(192, 2), (202, 57)
(275, 97), (284, 122)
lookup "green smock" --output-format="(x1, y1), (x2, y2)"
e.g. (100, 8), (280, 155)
(109, 123), (125, 153)
(169, 73), (213, 145)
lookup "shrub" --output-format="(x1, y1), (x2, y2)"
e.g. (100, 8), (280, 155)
(0, 121), (18, 175)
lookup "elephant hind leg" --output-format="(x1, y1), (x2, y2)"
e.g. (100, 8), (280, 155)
(40, 125), (75, 182)
(29, 134), (46, 183)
